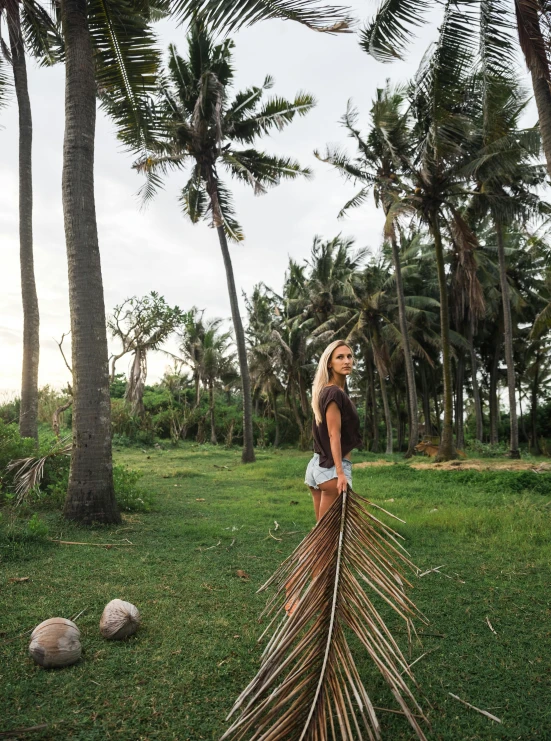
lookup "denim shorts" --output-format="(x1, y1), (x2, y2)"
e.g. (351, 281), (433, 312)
(304, 453), (353, 490)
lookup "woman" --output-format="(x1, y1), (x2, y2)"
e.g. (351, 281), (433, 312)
(305, 339), (363, 522)
(285, 340), (362, 616)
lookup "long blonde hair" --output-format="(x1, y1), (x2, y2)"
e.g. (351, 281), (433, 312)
(311, 340), (351, 424)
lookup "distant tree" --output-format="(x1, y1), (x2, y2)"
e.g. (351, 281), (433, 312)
(108, 292), (184, 415)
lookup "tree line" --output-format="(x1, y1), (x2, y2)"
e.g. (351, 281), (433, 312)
(3, 0), (551, 523)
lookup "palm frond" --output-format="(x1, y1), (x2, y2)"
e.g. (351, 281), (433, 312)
(216, 179), (244, 241)
(230, 92), (316, 141)
(179, 166), (208, 222)
(170, 0), (353, 34)
(531, 300), (551, 338)
(20, 0), (63, 66)
(360, 0), (435, 62)
(7, 437), (72, 506)
(92, 0), (161, 150)
(0, 51), (11, 113)
(222, 149), (311, 193)
(223, 486), (428, 741)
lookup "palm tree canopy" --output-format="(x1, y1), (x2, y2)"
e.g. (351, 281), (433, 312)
(117, 24), (315, 240)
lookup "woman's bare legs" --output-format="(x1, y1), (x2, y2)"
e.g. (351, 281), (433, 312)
(318, 478), (341, 520)
(311, 478), (342, 579)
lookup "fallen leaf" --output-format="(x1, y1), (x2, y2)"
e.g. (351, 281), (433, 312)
(385, 498), (394, 502)
(233, 635), (240, 639)
(236, 569), (250, 579)
(196, 498), (205, 501)
(9, 576), (30, 583)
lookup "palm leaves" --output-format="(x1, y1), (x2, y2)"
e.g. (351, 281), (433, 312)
(170, 0), (353, 33)
(222, 487), (428, 740)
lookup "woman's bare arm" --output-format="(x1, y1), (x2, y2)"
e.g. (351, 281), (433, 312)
(326, 401), (348, 494)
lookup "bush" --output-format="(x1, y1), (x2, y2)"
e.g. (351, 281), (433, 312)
(465, 439), (509, 457)
(0, 421), (37, 501)
(113, 465), (154, 512)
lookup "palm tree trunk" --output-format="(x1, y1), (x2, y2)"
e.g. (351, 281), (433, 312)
(204, 174), (254, 463)
(375, 363), (393, 454)
(489, 343), (500, 445)
(530, 349), (541, 455)
(390, 233), (418, 457)
(495, 221), (520, 458)
(518, 379), (527, 444)
(432, 380), (441, 437)
(528, 63), (551, 179)
(61, 0), (120, 524)
(468, 323), (484, 442)
(367, 351), (379, 452)
(209, 380), (217, 444)
(455, 351), (465, 451)
(420, 362), (431, 436)
(8, 9), (39, 444)
(430, 215), (456, 460)
(271, 391), (280, 448)
(362, 379), (371, 450)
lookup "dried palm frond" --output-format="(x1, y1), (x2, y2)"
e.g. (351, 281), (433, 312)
(7, 436), (72, 506)
(222, 486), (429, 741)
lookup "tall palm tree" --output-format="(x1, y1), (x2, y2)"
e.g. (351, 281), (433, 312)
(128, 26), (315, 463)
(361, 0), (551, 179)
(467, 75), (548, 457)
(61, 0), (348, 522)
(316, 85), (422, 456)
(60, 0), (160, 524)
(1, 0), (59, 442)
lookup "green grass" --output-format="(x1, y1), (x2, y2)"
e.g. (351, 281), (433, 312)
(1, 445), (551, 740)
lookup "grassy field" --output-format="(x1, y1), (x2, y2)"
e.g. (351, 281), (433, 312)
(1, 445), (550, 740)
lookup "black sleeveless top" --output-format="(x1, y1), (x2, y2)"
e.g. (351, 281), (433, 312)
(313, 385), (362, 468)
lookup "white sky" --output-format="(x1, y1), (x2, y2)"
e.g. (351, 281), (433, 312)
(0, 5), (533, 396)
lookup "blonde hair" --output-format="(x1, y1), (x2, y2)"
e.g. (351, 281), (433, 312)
(311, 340), (351, 425)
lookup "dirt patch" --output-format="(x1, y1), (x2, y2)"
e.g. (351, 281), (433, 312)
(354, 460), (395, 469)
(410, 458), (551, 472)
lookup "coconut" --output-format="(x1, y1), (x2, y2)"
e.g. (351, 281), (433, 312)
(99, 599), (140, 640)
(29, 618), (81, 668)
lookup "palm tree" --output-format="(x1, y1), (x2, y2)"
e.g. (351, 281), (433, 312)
(379, 5), (485, 460)
(361, 0), (551, 180)
(200, 320), (233, 444)
(61, 0), (348, 522)
(467, 75), (548, 457)
(316, 85), (422, 456)
(129, 26), (315, 463)
(60, 0), (160, 524)
(1, 0), (59, 443)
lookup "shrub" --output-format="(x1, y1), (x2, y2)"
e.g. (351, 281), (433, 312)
(465, 439), (509, 458)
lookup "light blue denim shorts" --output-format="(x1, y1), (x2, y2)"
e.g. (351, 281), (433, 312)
(304, 453), (353, 490)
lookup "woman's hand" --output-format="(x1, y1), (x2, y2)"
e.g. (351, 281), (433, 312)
(336, 472), (348, 495)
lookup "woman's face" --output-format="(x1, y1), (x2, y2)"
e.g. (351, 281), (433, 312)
(329, 345), (353, 377)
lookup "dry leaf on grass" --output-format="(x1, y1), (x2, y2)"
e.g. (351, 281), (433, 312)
(9, 577), (30, 583)
(236, 570), (250, 580)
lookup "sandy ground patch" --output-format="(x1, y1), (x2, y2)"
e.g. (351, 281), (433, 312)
(409, 458), (551, 472)
(354, 460), (396, 468)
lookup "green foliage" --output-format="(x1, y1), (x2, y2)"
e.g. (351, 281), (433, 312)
(0, 396), (20, 425)
(113, 465), (153, 512)
(465, 439), (509, 457)
(0, 421), (36, 500)
(110, 373), (127, 399)
(25, 513), (50, 539)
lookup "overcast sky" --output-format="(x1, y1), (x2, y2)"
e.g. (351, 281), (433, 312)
(0, 5), (532, 397)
